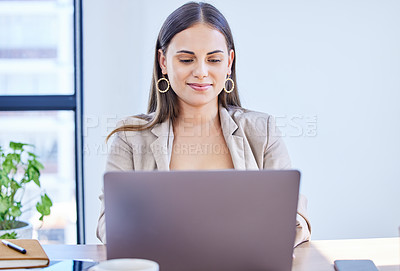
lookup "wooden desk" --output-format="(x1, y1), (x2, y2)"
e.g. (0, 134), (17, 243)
(43, 237), (400, 271)
(292, 238), (400, 271)
(43, 244), (106, 262)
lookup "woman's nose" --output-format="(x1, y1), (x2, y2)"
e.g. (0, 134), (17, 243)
(192, 61), (208, 79)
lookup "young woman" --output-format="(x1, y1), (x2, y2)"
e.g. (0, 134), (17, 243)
(97, 2), (311, 246)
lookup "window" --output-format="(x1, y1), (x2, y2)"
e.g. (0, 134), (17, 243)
(0, 0), (83, 244)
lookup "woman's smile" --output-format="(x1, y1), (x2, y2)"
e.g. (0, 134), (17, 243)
(187, 83), (212, 91)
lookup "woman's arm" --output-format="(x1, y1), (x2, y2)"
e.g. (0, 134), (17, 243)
(96, 131), (134, 243)
(295, 194), (312, 247)
(264, 115), (311, 247)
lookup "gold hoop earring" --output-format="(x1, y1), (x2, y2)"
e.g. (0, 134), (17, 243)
(224, 77), (235, 93)
(157, 76), (170, 93)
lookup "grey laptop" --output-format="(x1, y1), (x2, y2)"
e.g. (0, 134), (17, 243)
(104, 170), (300, 271)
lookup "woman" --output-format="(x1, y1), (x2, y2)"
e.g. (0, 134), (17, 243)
(97, 1), (311, 246)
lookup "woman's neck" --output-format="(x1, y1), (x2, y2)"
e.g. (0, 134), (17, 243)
(174, 101), (221, 137)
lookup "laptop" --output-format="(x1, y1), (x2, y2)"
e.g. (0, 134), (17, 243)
(104, 170), (300, 271)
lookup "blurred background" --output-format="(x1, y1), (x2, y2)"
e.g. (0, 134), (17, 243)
(0, 0), (76, 243)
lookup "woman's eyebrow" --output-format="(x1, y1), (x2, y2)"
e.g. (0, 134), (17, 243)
(207, 50), (224, 55)
(175, 50), (224, 55)
(176, 50), (194, 55)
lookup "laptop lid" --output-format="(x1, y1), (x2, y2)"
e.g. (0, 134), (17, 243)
(104, 170), (300, 271)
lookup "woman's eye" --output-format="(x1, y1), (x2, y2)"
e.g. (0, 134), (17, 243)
(208, 59), (221, 63)
(179, 59), (193, 63)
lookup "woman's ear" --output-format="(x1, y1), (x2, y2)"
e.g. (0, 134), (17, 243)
(227, 49), (235, 75)
(158, 49), (168, 75)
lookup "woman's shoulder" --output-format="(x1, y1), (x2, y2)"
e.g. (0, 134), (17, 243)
(117, 113), (154, 128)
(110, 113), (156, 141)
(225, 106), (272, 123)
(224, 106), (280, 138)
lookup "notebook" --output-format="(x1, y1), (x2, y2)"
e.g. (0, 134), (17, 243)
(0, 239), (49, 269)
(104, 170), (300, 271)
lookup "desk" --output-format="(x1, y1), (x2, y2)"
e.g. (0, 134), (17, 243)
(43, 238), (400, 271)
(292, 238), (399, 271)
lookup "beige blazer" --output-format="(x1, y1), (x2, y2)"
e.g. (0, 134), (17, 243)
(97, 106), (311, 246)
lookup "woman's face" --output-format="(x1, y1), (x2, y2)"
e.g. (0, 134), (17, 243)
(159, 23), (234, 110)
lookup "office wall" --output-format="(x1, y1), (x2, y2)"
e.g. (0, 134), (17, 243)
(83, 0), (400, 243)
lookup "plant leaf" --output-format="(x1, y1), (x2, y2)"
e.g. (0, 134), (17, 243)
(9, 205), (22, 218)
(9, 142), (29, 151)
(27, 166), (40, 186)
(10, 153), (21, 164)
(0, 231), (18, 239)
(10, 179), (22, 190)
(0, 171), (10, 186)
(3, 155), (17, 175)
(42, 193), (53, 207)
(0, 198), (8, 213)
(31, 158), (44, 171)
(27, 152), (37, 158)
(20, 176), (30, 185)
(36, 194), (52, 221)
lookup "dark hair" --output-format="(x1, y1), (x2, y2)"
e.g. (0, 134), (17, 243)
(107, 1), (241, 140)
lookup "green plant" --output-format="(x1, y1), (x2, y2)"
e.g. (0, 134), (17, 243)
(0, 142), (52, 239)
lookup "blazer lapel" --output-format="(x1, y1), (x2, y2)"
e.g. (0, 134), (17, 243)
(219, 107), (246, 170)
(149, 108), (245, 170)
(150, 119), (174, 170)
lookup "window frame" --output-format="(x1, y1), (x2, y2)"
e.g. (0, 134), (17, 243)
(0, 0), (85, 244)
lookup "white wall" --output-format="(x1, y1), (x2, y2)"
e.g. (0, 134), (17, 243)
(83, 0), (400, 243)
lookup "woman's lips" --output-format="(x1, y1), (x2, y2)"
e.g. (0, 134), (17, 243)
(187, 83), (212, 91)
